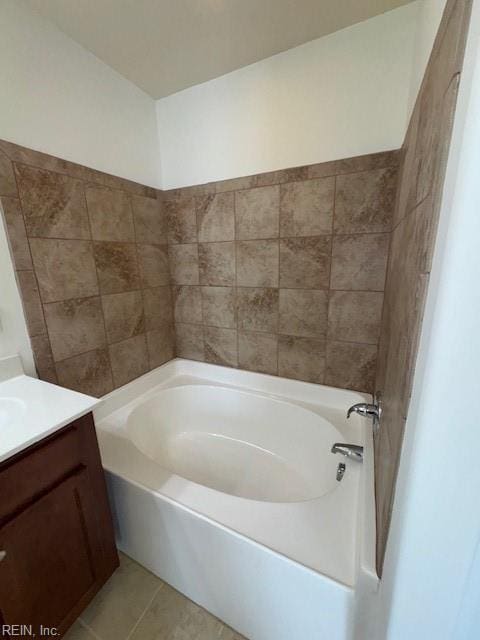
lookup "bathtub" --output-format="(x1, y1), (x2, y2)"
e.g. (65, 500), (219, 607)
(94, 359), (378, 640)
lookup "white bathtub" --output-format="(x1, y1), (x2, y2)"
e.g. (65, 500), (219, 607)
(94, 359), (378, 640)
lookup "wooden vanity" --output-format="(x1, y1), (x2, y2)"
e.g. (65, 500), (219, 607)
(0, 412), (118, 637)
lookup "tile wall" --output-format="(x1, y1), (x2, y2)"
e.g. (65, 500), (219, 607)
(164, 150), (399, 392)
(0, 140), (174, 396)
(1, 143), (400, 397)
(374, 0), (472, 573)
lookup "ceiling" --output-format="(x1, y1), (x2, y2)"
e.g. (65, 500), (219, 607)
(26, 0), (414, 99)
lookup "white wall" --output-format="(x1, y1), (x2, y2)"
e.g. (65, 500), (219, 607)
(408, 0), (448, 112)
(156, 3), (418, 189)
(0, 0), (160, 188)
(370, 1), (480, 637)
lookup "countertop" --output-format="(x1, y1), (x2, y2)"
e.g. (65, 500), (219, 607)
(0, 372), (100, 464)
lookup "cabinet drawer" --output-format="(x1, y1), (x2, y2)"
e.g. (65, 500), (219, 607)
(0, 421), (83, 521)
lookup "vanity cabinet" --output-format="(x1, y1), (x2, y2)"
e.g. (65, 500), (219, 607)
(0, 412), (118, 637)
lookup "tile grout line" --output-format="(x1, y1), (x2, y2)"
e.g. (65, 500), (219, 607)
(275, 186), (280, 375)
(81, 180), (116, 392)
(129, 193), (150, 373)
(193, 194), (206, 359)
(76, 619), (103, 640)
(124, 583), (164, 640)
(234, 189), (240, 369)
(324, 175), (337, 385)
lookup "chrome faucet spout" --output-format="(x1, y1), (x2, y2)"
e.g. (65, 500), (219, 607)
(347, 396), (382, 434)
(347, 402), (380, 419)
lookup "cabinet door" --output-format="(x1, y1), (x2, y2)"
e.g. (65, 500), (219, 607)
(0, 467), (103, 635)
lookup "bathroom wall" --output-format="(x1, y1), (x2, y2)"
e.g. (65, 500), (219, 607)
(0, 139), (174, 396)
(374, 0), (472, 573)
(156, 3), (417, 189)
(0, 0), (160, 188)
(164, 150), (399, 392)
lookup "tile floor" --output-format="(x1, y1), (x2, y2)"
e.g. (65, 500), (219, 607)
(64, 552), (245, 640)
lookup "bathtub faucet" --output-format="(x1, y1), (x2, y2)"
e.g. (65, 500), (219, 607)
(347, 396), (382, 434)
(331, 443), (364, 462)
(347, 402), (380, 420)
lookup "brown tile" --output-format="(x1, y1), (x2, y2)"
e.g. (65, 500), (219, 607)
(132, 195), (167, 244)
(237, 240), (279, 287)
(215, 175), (255, 193)
(56, 348), (114, 397)
(137, 244), (170, 287)
(175, 322), (204, 360)
(201, 286), (236, 328)
(325, 341), (377, 392)
(94, 242), (140, 294)
(204, 326), (238, 367)
(199, 242), (235, 286)
(279, 237), (331, 289)
(306, 160), (338, 179)
(330, 234), (389, 291)
(278, 335), (326, 383)
(335, 150), (400, 174)
(168, 244), (199, 285)
(334, 168), (398, 234)
(235, 186), (279, 239)
(165, 183), (215, 201)
(15, 164), (90, 239)
(44, 296), (106, 362)
(16, 270), (46, 336)
(197, 192), (234, 242)
(280, 178), (334, 237)
(373, 0), (472, 575)
(238, 331), (277, 375)
(254, 166), (308, 187)
(85, 185), (135, 242)
(166, 198), (197, 244)
(173, 285), (202, 323)
(30, 334), (57, 384)
(102, 290), (144, 343)
(0, 150), (17, 196)
(237, 288), (278, 332)
(143, 286), (173, 330)
(328, 291), (383, 344)
(1, 196), (32, 270)
(146, 326), (175, 368)
(0, 140), (96, 183)
(30, 238), (98, 303)
(279, 289), (328, 338)
(109, 334), (149, 387)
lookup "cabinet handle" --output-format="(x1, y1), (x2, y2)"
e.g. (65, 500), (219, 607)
(0, 550), (6, 562)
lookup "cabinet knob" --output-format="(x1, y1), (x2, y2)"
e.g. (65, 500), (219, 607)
(0, 550), (6, 562)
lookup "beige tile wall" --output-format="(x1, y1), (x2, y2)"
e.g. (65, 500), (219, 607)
(0, 139), (174, 396)
(374, 0), (472, 574)
(1, 143), (400, 398)
(164, 150), (400, 392)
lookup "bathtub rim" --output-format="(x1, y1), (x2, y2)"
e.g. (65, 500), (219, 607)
(94, 358), (379, 590)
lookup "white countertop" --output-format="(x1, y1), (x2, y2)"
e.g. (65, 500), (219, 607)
(0, 373), (100, 464)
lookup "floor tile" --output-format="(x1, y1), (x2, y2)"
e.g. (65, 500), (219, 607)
(130, 582), (245, 640)
(79, 553), (161, 640)
(63, 621), (99, 640)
